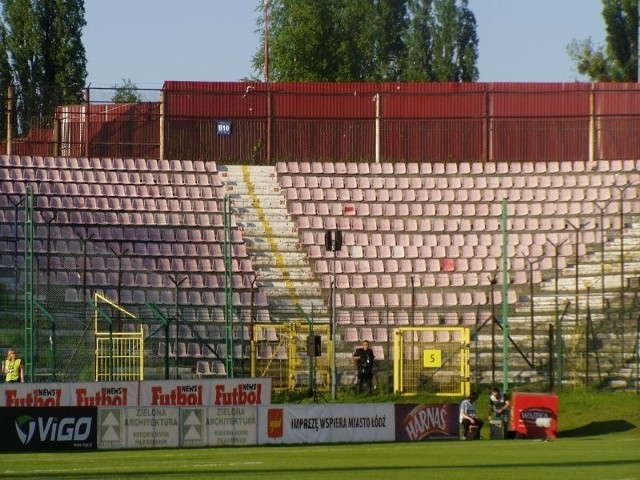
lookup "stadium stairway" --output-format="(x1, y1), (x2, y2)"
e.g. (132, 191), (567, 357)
(218, 164), (327, 321)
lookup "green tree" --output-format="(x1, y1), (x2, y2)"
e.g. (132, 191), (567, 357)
(0, 0), (87, 133)
(0, 25), (12, 136)
(368, 0), (408, 81)
(568, 0), (638, 81)
(258, 0), (340, 81)
(404, 0), (478, 81)
(335, 0), (374, 80)
(254, 0), (478, 82)
(111, 78), (142, 103)
(404, 0), (434, 81)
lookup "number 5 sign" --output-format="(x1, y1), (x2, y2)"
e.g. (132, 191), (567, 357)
(423, 349), (442, 368)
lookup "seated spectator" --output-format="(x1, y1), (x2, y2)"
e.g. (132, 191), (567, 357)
(460, 391), (483, 439)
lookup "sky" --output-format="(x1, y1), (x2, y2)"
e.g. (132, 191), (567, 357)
(83, 0), (607, 89)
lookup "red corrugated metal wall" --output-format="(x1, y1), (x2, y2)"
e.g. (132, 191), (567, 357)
(160, 81), (640, 163)
(15, 82), (634, 162)
(595, 83), (640, 160)
(489, 85), (591, 162)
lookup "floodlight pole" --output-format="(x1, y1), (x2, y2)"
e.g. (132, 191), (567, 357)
(168, 274), (187, 379)
(521, 250), (543, 365)
(547, 237), (568, 388)
(595, 200), (613, 310)
(636, 306), (639, 396)
(325, 230), (342, 400)
(330, 250), (338, 400)
(565, 220), (590, 328)
(501, 198), (509, 394)
(109, 242), (130, 332)
(488, 273), (498, 387)
(75, 228), (95, 323)
(615, 181), (632, 362)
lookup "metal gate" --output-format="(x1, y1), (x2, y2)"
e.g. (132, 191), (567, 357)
(93, 293), (145, 381)
(393, 327), (470, 396)
(251, 322), (331, 392)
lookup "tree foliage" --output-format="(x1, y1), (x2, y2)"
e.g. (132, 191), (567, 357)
(0, 0), (87, 133)
(111, 78), (142, 103)
(567, 0), (638, 82)
(254, 0), (479, 82)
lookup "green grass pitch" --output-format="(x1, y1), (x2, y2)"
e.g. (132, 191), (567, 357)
(1, 433), (638, 480)
(1, 390), (638, 479)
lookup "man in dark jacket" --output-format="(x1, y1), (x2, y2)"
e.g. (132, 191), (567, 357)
(353, 340), (375, 395)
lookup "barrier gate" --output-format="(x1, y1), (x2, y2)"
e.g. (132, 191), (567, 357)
(93, 293), (145, 381)
(252, 322), (331, 392)
(393, 327), (470, 396)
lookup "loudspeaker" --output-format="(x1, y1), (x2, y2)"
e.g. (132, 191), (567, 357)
(324, 230), (343, 251)
(307, 335), (321, 357)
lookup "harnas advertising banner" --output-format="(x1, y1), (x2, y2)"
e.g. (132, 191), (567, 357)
(258, 403), (394, 445)
(395, 404), (460, 441)
(138, 378), (271, 407)
(0, 407), (97, 451)
(0, 382), (138, 407)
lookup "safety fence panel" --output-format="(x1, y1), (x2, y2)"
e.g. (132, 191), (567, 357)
(94, 293), (144, 382)
(393, 327), (470, 396)
(252, 322), (331, 392)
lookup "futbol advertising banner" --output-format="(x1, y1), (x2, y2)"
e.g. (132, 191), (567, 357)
(138, 378), (271, 407)
(394, 404), (460, 441)
(0, 378), (271, 407)
(0, 382), (138, 407)
(0, 407), (97, 451)
(257, 403), (395, 445)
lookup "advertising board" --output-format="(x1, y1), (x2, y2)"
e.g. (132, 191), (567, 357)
(97, 406), (258, 449)
(0, 406), (97, 451)
(138, 378), (271, 406)
(0, 382), (138, 407)
(258, 403), (394, 445)
(394, 404), (460, 441)
(509, 392), (558, 439)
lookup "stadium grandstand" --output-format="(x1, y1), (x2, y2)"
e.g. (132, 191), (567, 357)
(1, 156), (638, 390)
(0, 82), (639, 394)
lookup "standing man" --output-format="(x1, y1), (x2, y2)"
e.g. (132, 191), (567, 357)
(353, 340), (375, 395)
(489, 387), (511, 419)
(489, 387), (511, 439)
(2, 348), (25, 383)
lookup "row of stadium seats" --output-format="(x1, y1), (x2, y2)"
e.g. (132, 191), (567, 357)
(8, 156), (216, 173)
(2, 167), (223, 188)
(281, 171), (629, 191)
(276, 159), (637, 175)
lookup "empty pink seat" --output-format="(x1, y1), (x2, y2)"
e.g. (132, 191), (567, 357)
(386, 293), (399, 307)
(430, 292), (443, 307)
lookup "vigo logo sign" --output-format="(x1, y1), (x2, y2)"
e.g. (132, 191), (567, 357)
(15, 415), (36, 445)
(0, 407), (98, 451)
(14, 415), (93, 445)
